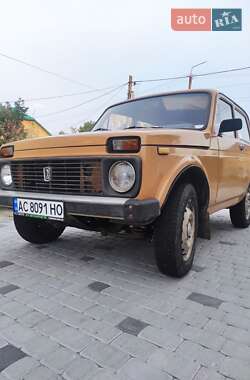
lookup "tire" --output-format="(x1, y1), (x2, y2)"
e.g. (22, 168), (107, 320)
(230, 186), (250, 228)
(154, 183), (198, 278)
(14, 215), (65, 244)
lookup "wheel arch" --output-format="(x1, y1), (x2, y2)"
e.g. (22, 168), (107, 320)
(163, 165), (210, 213)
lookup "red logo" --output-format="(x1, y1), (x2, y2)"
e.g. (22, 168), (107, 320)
(171, 9), (212, 31)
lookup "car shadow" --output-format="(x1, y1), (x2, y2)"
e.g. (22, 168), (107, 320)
(19, 210), (240, 281)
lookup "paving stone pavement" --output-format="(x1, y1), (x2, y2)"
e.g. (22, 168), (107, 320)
(0, 208), (250, 379)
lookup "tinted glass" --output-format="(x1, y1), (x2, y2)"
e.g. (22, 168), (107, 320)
(94, 93), (211, 131)
(215, 99), (234, 137)
(235, 109), (250, 142)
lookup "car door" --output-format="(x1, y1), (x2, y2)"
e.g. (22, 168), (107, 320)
(234, 107), (250, 193)
(215, 97), (246, 204)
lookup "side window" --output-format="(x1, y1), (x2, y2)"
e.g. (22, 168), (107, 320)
(215, 99), (234, 137)
(235, 109), (250, 142)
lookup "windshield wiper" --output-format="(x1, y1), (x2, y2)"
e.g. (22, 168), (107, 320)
(124, 126), (146, 130)
(124, 125), (162, 130)
(93, 128), (108, 132)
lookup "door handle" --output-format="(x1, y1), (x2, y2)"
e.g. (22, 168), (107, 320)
(239, 144), (246, 151)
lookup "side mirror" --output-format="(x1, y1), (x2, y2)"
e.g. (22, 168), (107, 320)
(219, 118), (242, 135)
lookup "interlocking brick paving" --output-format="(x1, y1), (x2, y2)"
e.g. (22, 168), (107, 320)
(0, 209), (249, 379)
(0, 285), (20, 296)
(117, 317), (149, 336)
(0, 261), (14, 269)
(187, 292), (224, 309)
(0, 345), (27, 372)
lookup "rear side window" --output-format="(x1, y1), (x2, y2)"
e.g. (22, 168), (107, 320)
(215, 99), (234, 137)
(235, 109), (250, 142)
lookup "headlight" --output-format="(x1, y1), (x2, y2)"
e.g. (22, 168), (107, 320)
(109, 161), (136, 193)
(0, 165), (13, 187)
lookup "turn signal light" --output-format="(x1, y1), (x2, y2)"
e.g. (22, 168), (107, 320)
(0, 145), (14, 158)
(107, 137), (141, 153)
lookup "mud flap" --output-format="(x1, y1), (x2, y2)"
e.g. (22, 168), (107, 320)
(198, 210), (211, 240)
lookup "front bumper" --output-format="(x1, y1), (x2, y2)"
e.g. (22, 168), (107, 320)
(0, 190), (160, 225)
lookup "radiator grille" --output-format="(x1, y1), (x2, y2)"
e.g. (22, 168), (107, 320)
(11, 159), (103, 195)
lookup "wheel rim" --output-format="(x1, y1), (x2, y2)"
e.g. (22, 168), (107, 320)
(181, 201), (196, 262)
(245, 188), (250, 220)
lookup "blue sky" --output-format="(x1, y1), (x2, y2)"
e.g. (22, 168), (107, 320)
(0, 0), (249, 134)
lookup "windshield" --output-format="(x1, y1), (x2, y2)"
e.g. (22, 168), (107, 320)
(93, 92), (211, 131)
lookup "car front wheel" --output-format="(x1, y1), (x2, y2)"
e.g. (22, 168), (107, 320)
(154, 183), (198, 278)
(14, 215), (65, 244)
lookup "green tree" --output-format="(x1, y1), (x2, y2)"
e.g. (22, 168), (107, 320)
(78, 121), (95, 133)
(0, 98), (28, 146)
(70, 121), (95, 135)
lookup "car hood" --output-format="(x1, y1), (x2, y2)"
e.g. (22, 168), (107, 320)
(11, 129), (210, 152)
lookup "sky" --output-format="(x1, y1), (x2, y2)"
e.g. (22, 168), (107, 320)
(0, 0), (249, 135)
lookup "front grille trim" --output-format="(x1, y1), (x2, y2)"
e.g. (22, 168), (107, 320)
(11, 158), (103, 196)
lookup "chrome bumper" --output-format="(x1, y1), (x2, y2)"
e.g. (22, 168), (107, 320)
(0, 190), (160, 225)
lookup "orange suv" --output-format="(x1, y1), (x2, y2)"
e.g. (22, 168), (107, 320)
(1, 89), (250, 277)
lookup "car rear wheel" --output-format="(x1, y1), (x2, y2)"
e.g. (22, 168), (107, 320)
(230, 186), (250, 228)
(154, 183), (198, 277)
(14, 215), (65, 244)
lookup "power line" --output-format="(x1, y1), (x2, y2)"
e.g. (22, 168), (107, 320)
(136, 74), (188, 84)
(136, 81), (172, 96)
(5, 77), (249, 105)
(135, 65), (250, 84)
(0, 85), (121, 103)
(37, 84), (127, 118)
(194, 66), (250, 79)
(34, 64), (250, 119)
(70, 85), (126, 129)
(0, 51), (96, 89)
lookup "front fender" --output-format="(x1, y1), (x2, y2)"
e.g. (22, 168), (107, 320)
(156, 154), (210, 206)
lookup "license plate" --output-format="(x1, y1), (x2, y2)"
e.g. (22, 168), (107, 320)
(13, 198), (64, 221)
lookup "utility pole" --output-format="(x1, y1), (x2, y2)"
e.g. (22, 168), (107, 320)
(188, 61), (207, 89)
(127, 75), (134, 100)
(188, 75), (192, 90)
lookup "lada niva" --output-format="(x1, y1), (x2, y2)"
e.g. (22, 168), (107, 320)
(1, 89), (250, 277)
